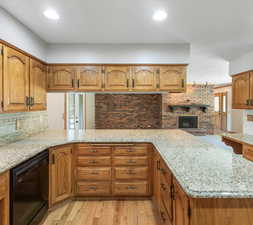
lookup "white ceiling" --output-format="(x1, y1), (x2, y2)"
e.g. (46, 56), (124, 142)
(1, 0), (253, 60)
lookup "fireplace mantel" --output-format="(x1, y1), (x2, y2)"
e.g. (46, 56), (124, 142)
(168, 103), (209, 113)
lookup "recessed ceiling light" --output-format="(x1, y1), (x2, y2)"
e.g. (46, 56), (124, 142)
(43, 9), (60, 20)
(153, 10), (167, 22)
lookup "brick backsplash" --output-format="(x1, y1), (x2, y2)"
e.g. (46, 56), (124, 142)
(0, 111), (48, 146)
(95, 94), (162, 129)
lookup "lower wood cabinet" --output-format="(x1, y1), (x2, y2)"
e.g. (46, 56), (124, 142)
(49, 145), (73, 207)
(0, 171), (9, 225)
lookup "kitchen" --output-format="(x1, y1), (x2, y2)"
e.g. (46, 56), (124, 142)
(1, 1), (253, 225)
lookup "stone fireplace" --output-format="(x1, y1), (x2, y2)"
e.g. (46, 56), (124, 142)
(162, 84), (215, 135)
(178, 116), (198, 129)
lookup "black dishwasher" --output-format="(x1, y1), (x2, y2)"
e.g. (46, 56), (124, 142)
(10, 150), (49, 225)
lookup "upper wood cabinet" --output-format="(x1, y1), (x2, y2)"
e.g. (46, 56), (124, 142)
(159, 66), (186, 92)
(29, 59), (47, 111)
(104, 66), (130, 91)
(77, 65), (103, 91)
(131, 66), (157, 91)
(232, 72), (251, 109)
(47, 65), (76, 91)
(49, 145), (73, 207)
(3, 46), (29, 112)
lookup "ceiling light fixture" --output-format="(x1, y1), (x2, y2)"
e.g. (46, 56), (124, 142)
(43, 9), (60, 20)
(153, 10), (167, 21)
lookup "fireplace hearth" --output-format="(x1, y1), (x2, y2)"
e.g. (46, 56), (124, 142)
(178, 116), (198, 129)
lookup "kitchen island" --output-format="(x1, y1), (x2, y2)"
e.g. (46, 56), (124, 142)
(1, 129), (253, 225)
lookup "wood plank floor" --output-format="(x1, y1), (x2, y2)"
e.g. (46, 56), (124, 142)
(42, 200), (157, 225)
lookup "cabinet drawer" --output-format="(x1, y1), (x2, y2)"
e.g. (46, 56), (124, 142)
(112, 156), (148, 166)
(76, 145), (111, 156)
(77, 156), (111, 166)
(76, 182), (111, 195)
(113, 181), (148, 195)
(77, 167), (111, 181)
(114, 145), (148, 155)
(243, 145), (253, 162)
(114, 167), (148, 180)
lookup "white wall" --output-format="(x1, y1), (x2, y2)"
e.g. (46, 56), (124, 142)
(243, 110), (253, 134)
(46, 43), (190, 64)
(229, 51), (253, 75)
(47, 93), (65, 130)
(188, 46), (230, 84)
(0, 7), (47, 60)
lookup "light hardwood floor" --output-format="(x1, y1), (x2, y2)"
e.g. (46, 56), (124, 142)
(42, 200), (157, 225)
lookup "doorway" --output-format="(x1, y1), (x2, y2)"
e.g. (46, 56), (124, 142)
(214, 92), (227, 133)
(66, 93), (85, 130)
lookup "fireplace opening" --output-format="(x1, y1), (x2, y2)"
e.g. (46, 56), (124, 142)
(178, 116), (198, 129)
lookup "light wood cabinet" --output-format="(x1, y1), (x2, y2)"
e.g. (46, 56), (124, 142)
(104, 66), (130, 91)
(76, 65), (103, 91)
(159, 66), (186, 92)
(232, 72), (251, 109)
(0, 44), (3, 113)
(47, 65), (76, 91)
(3, 46), (29, 112)
(131, 66), (157, 91)
(29, 59), (47, 111)
(49, 145), (73, 206)
(0, 171), (9, 225)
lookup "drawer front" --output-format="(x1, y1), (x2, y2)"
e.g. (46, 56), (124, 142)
(77, 167), (111, 181)
(114, 167), (148, 180)
(114, 145), (148, 156)
(113, 181), (148, 195)
(76, 182), (111, 195)
(112, 156), (148, 166)
(77, 156), (111, 166)
(76, 145), (111, 156)
(243, 145), (253, 162)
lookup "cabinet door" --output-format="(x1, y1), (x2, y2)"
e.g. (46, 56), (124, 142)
(173, 179), (190, 225)
(0, 44), (3, 112)
(104, 66), (130, 91)
(3, 46), (29, 112)
(29, 59), (47, 111)
(159, 66), (186, 92)
(232, 72), (250, 109)
(47, 66), (76, 91)
(153, 153), (161, 211)
(77, 66), (102, 91)
(131, 66), (157, 91)
(50, 145), (73, 206)
(0, 171), (9, 225)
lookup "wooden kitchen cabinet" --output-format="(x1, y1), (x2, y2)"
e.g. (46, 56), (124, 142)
(0, 44), (3, 113)
(0, 171), (9, 225)
(3, 46), (29, 112)
(47, 65), (76, 91)
(131, 66), (157, 91)
(158, 66), (186, 92)
(232, 72), (251, 109)
(49, 145), (73, 207)
(76, 65), (103, 91)
(29, 58), (47, 111)
(104, 66), (130, 91)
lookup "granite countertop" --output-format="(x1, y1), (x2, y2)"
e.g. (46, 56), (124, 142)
(222, 133), (253, 146)
(1, 129), (253, 198)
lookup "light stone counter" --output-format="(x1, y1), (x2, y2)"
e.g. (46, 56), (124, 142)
(222, 133), (253, 146)
(1, 129), (253, 198)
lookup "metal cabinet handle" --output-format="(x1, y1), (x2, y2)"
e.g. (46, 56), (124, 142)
(161, 212), (167, 222)
(132, 79), (135, 88)
(126, 186), (137, 190)
(161, 183), (166, 191)
(127, 149), (135, 152)
(88, 186), (97, 190)
(89, 149), (97, 153)
(182, 79), (185, 88)
(127, 160), (136, 164)
(77, 79), (80, 88)
(126, 79), (129, 88)
(88, 160), (97, 164)
(91, 171), (99, 175)
(26, 96), (30, 106)
(127, 170), (136, 175)
(72, 79), (74, 88)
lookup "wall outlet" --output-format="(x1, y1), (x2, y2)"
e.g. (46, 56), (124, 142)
(247, 115), (253, 122)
